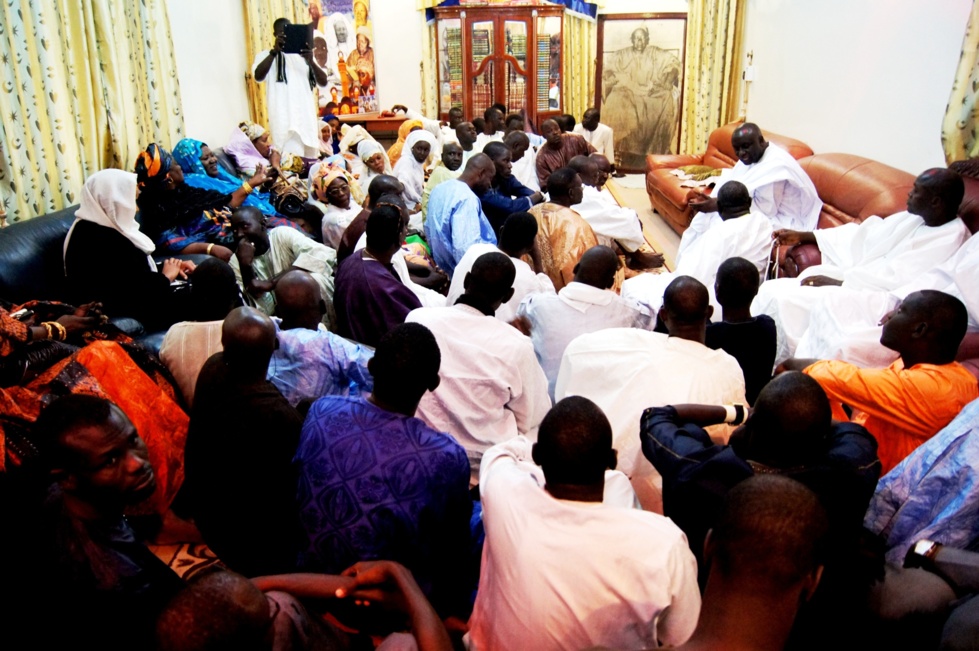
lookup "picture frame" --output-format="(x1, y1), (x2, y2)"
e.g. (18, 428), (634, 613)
(595, 13), (687, 172)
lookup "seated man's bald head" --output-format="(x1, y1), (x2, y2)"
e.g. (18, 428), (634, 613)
(732, 371), (833, 468)
(710, 475), (829, 592)
(573, 245), (620, 289)
(533, 396), (616, 487)
(464, 251), (516, 305)
(716, 181), (752, 218)
(589, 153), (611, 171)
(881, 289), (969, 363)
(662, 276), (711, 324)
(222, 306), (277, 376)
(274, 270), (324, 330)
(568, 155), (599, 187)
(367, 174), (404, 205)
(733, 122), (762, 140)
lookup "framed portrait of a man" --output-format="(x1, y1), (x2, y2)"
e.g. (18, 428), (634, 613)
(596, 14), (687, 172)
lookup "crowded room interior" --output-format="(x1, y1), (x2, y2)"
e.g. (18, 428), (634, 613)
(4, 0), (979, 648)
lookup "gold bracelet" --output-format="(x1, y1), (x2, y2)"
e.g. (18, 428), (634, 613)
(206, 243), (215, 255)
(52, 321), (67, 341)
(42, 322), (54, 340)
(241, 181), (253, 194)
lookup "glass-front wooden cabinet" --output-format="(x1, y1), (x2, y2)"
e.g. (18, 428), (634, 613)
(435, 3), (564, 128)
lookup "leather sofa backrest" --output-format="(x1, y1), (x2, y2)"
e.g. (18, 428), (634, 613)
(796, 154), (915, 229)
(957, 176), (979, 234)
(0, 208), (78, 304)
(212, 147), (241, 178)
(702, 122), (815, 170)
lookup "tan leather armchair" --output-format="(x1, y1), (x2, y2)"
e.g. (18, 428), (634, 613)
(644, 121), (814, 235)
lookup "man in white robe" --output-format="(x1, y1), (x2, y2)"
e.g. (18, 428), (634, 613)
(569, 155), (645, 249)
(688, 123), (821, 231)
(754, 168), (971, 363)
(572, 107), (615, 163)
(446, 212), (554, 323)
(797, 231), (979, 368)
(623, 181), (773, 319)
(506, 130), (541, 192)
(253, 18), (328, 159)
(556, 277), (745, 512)
(407, 252), (551, 484)
(518, 245), (652, 400)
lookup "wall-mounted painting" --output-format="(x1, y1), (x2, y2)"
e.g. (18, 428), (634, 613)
(596, 13), (687, 172)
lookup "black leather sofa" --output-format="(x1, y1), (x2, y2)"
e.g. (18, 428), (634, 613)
(0, 207), (206, 352)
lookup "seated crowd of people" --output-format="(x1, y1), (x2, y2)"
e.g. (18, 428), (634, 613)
(3, 93), (979, 651)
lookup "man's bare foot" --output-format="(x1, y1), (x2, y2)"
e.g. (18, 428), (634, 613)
(626, 249), (665, 270)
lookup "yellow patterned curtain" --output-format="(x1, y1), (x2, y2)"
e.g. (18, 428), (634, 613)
(562, 11), (597, 123)
(942, 1), (979, 164)
(679, 0), (745, 154)
(0, 0), (183, 224)
(242, 0), (310, 129)
(421, 21), (439, 117)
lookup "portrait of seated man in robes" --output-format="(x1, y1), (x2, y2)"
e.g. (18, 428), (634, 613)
(600, 23), (682, 169)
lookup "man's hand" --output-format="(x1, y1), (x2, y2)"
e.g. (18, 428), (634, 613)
(801, 275), (842, 287)
(687, 191), (717, 214)
(236, 240), (257, 267)
(337, 561), (414, 611)
(510, 315), (532, 336)
(271, 32), (286, 54)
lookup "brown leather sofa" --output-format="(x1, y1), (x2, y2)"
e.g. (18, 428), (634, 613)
(644, 122), (814, 235)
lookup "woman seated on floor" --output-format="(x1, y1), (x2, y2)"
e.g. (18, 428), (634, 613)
(357, 139), (393, 194)
(65, 168), (198, 331)
(309, 163), (363, 250)
(387, 118), (423, 167)
(172, 137), (279, 218)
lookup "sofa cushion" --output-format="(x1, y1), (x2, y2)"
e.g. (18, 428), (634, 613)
(0, 207), (78, 304)
(797, 154), (914, 229)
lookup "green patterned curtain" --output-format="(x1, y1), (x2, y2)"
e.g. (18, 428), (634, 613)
(679, 0), (744, 154)
(242, 0), (310, 129)
(942, 1), (979, 164)
(562, 10), (597, 123)
(0, 0), (184, 224)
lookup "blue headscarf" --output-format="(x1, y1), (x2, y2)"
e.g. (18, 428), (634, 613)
(172, 138), (278, 216)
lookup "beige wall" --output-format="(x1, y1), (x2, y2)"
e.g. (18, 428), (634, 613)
(168, 0), (252, 147)
(741, 0), (972, 172)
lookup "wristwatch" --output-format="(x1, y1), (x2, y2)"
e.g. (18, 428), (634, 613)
(723, 403), (746, 425)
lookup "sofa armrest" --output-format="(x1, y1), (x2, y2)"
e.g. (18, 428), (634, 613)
(646, 153), (703, 171)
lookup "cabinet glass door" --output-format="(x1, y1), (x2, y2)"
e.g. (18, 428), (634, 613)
(438, 17), (464, 115)
(537, 15), (562, 113)
(470, 20), (495, 117)
(503, 19), (529, 112)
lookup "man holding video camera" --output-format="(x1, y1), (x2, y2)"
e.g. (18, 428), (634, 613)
(253, 17), (328, 159)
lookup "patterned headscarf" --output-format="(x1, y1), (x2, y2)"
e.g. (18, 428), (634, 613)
(172, 138), (278, 216)
(240, 120), (266, 141)
(387, 119), (423, 167)
(134, 143), (173, 189)
(313, 162), (351, 203)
